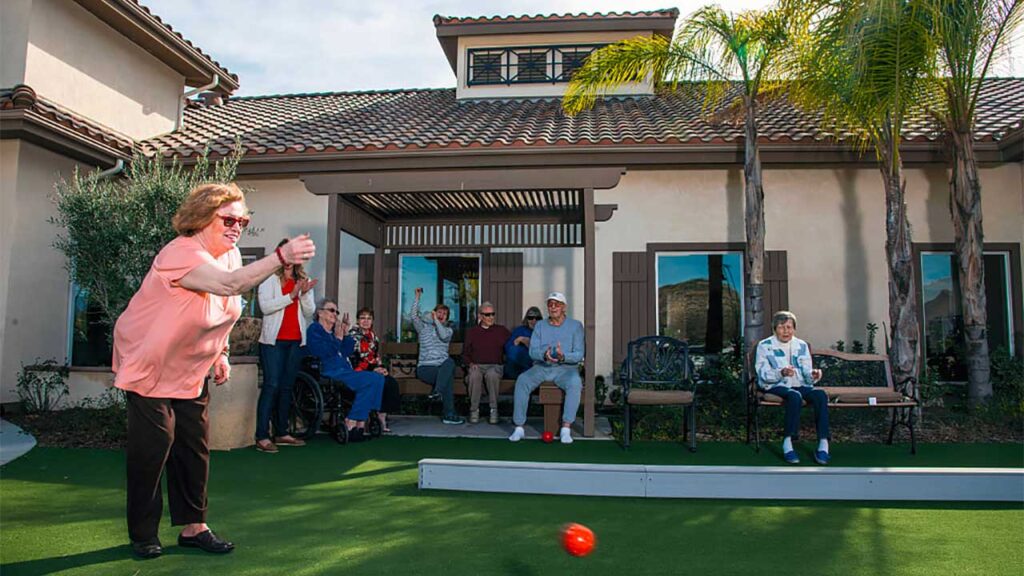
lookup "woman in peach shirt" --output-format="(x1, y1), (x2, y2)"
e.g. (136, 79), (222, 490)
(112, 183), (315, 559)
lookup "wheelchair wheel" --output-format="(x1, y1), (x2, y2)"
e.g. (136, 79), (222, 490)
(290, 372), (323, 440)
(328, 410), (349, 445)
(367, 413), (382, 438)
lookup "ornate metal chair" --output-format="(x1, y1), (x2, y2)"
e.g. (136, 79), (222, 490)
(620, 336), (696, 451)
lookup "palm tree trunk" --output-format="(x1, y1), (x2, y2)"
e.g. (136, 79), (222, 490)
(743, 98), (767, 355)
(878, 139), (921, 396)
(949, 127), (991, 407)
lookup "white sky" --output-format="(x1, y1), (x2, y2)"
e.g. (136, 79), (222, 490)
(143, 0), (1024, 97)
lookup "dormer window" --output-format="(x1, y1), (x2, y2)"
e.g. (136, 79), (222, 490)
(467, 44), (606, 86)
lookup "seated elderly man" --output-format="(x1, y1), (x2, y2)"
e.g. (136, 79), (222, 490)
(755, 310), (829, 465)
(508, 292), (584, 444)
(463, 301), (511, 424)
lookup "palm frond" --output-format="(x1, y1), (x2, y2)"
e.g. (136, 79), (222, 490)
(926, 0), (1024, 129)
(789, 0), (937, 165)
(563, 35), (675, 115)
(564, 1), (805, 117)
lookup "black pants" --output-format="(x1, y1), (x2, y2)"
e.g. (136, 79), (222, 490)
(125, 386), (210, 542)
(381, 375), (401, 413)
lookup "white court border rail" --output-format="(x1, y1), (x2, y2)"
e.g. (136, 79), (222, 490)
(418, 459), (1024, 502)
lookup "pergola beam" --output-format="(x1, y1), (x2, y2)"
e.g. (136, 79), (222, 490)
(301, 167), (623, 195)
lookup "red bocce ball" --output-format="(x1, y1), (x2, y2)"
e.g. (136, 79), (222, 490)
(561, 523), (596, 557)
(542, 431), (554, 443)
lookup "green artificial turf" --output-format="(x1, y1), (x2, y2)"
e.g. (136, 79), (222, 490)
(1, 439), (1021, 576)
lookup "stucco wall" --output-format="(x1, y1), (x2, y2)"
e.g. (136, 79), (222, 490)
(0, 141), (22, 396)
(0, 141), (84, 403)
(0, 0), (32, 88)
(593, 164), (1024, 377)
(235, 177), (330, 302)
(456, 31), (653, 100)
(222, 164), (1021, 382)
(22, 0), (184, 139)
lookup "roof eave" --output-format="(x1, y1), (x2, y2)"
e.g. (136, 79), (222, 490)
(72, 0), (239, 94)
(0, 109), (132, 167)
(161, 140), (1014, 177)
(997, 126), (1023, 162)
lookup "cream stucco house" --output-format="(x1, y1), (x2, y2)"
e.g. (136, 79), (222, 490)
(2, 2), (1021, 439)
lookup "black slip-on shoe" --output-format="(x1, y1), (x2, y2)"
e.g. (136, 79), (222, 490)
(178, 530), (235, 554)
(131, 538), (163, 559)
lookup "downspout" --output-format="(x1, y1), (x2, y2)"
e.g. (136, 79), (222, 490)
(177, 74), (220, 130)
(95, 158), (124, 179)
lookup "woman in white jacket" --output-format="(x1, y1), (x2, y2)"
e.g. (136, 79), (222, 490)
(255, 239), (317, 453)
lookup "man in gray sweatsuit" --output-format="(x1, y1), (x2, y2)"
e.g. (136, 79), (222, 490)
(411, 287), (464, 425)
(508, 291), (584, 444)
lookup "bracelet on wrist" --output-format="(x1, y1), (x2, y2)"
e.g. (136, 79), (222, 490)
(275, 246), (287, 266)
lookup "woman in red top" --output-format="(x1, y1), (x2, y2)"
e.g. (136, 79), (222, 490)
(255, 239), (317, 452)
(348, 307), (401, 432)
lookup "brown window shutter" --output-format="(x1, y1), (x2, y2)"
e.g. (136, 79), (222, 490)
(357, 253), (374, 312)
(486, 252), (523, 329)
(379, 252), (399, 341)
(763, 251), (789, 330)
(612, 252), (650, 366)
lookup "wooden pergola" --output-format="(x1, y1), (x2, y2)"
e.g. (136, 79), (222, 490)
(302, 167), (624, 436)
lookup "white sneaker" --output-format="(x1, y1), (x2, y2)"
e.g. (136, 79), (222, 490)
(560, 427), (573, 444)
(508, 426), (525, 442)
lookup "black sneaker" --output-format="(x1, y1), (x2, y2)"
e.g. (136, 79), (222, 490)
(427, 390), (442, 401)
(441, 414), (465, 425)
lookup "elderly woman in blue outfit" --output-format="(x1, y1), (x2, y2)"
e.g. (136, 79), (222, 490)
(755, 310), (829, 465)
(504, 306), (542, 379)
(305, 298), (384, 442)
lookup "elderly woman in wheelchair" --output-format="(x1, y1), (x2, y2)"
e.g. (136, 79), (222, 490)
(305, 298), (384, 442)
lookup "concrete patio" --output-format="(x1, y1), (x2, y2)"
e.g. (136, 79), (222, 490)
(384, 414), (614, 441)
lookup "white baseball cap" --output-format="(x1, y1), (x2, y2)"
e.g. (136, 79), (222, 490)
(546, 291), (567, 305)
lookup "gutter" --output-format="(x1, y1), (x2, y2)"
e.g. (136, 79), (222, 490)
(178, 74), (219, 130)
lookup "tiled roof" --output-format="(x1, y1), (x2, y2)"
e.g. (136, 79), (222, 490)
(1, 85), (136, 156)
(434, 10), (680, 25)
(142, 79), (1024, 159)
(129, 0), (238, 85)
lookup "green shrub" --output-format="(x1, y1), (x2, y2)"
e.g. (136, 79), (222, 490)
(17, 359), (69, 414)
(989, 347), (1023, 419)
(50, 148), (242, 341)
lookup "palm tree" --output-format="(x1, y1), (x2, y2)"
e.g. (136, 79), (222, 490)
(790, 0), (935, 391)
(923, 0), (1023, 407)
(563, 4), (802, 355)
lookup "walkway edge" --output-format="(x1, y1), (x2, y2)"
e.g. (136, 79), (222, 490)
(0, 418), (37, 466)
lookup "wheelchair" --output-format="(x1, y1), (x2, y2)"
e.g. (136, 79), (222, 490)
(289, 356), (382, 444)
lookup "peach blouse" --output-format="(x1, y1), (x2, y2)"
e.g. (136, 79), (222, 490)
(112, 235), (242, 399)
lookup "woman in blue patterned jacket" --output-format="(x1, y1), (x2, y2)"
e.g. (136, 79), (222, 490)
(306, 298), (384, 442)
(755, 311), (829, 465)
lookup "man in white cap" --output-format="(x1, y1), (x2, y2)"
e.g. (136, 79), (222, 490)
(508, 291), (584, 444)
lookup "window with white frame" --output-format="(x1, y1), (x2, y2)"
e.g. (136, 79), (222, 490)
(655, 252), (744, 354)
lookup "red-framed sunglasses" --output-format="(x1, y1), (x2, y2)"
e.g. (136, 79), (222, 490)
(219, 215), (251, 229)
